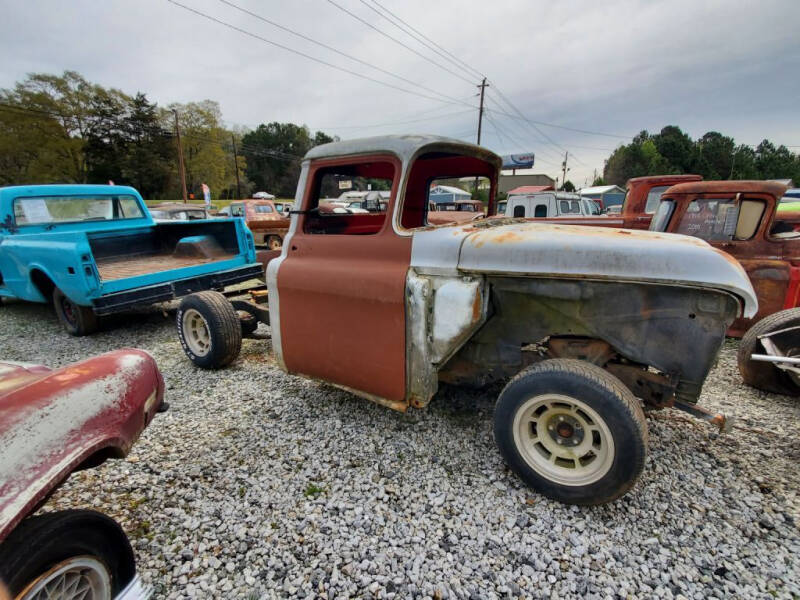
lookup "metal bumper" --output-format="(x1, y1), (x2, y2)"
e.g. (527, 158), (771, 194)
(92, 263), (264, 315)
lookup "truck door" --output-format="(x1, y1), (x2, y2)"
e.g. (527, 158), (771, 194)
(274, 156), (412, 402)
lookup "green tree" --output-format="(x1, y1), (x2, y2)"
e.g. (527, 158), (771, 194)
(242, 123), (336, 197)
(561, 180), (576, 192)
(121, 93), (174, 197)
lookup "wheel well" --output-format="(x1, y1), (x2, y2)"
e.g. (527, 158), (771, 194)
(30, 269), (55, 301)
(75, 446), (126, 472)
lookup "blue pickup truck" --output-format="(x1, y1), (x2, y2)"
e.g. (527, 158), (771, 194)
(0, 184), (262, 335)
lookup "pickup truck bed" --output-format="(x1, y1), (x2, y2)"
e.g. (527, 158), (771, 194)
(96, 251), (236, 281)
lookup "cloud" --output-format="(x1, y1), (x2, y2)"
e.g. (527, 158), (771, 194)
(0, 0), (797, 183)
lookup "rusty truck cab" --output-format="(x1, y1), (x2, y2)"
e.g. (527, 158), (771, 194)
(268, 136), (499, 407)
(650, 180), (799, 334)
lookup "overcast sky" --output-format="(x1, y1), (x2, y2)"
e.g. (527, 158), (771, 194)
(1, 0), (798, 185)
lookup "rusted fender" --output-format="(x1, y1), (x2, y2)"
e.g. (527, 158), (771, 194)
(0, 349), (165, 542)
(410, 221), (758, 318)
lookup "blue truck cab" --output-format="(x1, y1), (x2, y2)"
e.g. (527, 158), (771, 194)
(0, 184), (261, 335)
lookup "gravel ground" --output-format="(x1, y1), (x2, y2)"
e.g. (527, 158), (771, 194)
(1, 298), (798, 600)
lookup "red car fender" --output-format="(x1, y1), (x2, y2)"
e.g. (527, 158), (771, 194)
(0, 349), (164, 542)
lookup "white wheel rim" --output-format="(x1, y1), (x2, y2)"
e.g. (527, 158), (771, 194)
(17, 556), (111, 600)
(182, 308), (211, 357)
(512, 393), (615, 486)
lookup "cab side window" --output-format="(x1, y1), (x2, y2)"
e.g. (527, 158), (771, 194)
(303, 161), (394, 235)
(230, 204), (245, 217)
(534, 204), (547, 218)
(513, 205), (526, 218)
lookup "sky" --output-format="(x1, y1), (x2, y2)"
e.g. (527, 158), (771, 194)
(1, 0), (799, 186)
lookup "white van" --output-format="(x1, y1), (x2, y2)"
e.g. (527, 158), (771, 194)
(505, 192), (601, 218)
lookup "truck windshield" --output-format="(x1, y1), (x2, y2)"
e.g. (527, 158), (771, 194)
(13, 195), (144, 226)
(671, 197), (765, 241)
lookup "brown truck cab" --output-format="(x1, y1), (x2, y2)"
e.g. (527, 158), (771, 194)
(224, 199), (290, 250)
(649, 180), (799, 335)
(176, 135), (757, 505)
(621, 174), (703, 228)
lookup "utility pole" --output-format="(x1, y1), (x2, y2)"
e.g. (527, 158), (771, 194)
(476, 77), (488, 146)
(561, 151), (569, 190)
(173, 110), (188, 203)
(231, 133), (242, 200)
(474, 78), (489, 196)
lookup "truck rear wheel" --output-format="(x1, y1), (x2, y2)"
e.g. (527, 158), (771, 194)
(177, 291), (242, 369)
(0, 509), (135, 599)
(53, 288), (98, 336)
(494, 359), (648, 505)
(738, 308), (800, 395)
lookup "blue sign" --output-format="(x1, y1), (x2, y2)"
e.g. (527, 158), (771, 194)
(502, 153), (535, 170)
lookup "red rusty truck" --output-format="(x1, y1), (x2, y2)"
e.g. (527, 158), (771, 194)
(220, 199), (290, 250)
(173, 135), (757, 505)
(648, 180), (799, 336)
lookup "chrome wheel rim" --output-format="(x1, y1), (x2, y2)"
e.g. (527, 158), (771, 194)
(182, 308), (211, 357)
(512, 393), (615, 486)
(17, 556), (111, 600)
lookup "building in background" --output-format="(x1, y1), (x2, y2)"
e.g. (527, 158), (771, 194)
(429, 184), (472, 204)
(578, 184), (626, 210)
(498, 174), (556, 195)
(507, 185), (555, 196)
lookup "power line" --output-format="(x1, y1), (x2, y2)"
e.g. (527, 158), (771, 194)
(359, 0), (481, 82)
(324, 0), (474, 85)
(163, 0), (474, 109)
(368, 0), (485, 81)
(488, 87), (586, 165)
(213, 0), (475, 110)
(320, 108), (474, 131)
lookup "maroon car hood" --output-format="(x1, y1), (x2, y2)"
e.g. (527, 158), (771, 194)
(0, 349), (164, 541)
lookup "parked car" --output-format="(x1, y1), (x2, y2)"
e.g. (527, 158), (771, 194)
(174, 135), (756, 506)
(148, 202), (213, 222)
(0, 185), (261, 335)
(272, 200), (293, 216)
(649, 180), (798, 335)
(502, 191), (601, 219)
(0, 348), (165, 599)
(252, 191), (275, 200)
(737, 308), (800, 395)
(219, 199), (290, 250)
(427, 201), (484, 225)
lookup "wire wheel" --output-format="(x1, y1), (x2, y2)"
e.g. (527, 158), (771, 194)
(181, 308), (211, 357)
(17, 556), (111, 600)
(512, 393), (615, 487)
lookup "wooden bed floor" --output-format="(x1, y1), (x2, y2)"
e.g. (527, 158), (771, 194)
(96, 252), (235, 281)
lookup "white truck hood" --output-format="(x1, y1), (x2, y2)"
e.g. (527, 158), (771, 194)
(410, 220), (758, 318)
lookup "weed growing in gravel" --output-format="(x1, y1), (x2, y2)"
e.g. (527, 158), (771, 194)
(304, 483), (325, 498)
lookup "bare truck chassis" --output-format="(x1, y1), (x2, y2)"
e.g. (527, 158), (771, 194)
(174, 135), (757, 506)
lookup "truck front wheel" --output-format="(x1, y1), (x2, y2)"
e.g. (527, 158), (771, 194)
(177, 291), (242, 369)
(53, 288), (98, 336)
(494, 359), (648, 505)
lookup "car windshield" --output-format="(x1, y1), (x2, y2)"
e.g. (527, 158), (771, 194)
(253, 204), (273, 213)
(13, 195), (144, 226)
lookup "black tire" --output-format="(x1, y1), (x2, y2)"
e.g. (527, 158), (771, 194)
(177, 291), (242, 369)
(494, 359), (648, 505)
(0, 509), (135, 597)
(738, 308), (800, 395)
(53, 287), (98, 336)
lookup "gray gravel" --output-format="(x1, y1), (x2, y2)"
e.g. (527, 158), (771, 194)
(1, 298), (798, 600)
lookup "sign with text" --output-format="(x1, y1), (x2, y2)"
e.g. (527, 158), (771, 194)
(502, 153), (535, 170)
